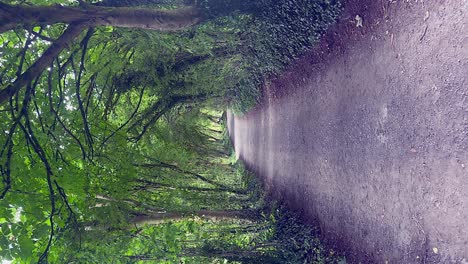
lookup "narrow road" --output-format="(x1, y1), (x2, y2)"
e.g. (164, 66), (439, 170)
(228, 0), (467, 263)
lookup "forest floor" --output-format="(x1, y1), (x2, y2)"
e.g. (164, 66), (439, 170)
(228, 0), (467, 263)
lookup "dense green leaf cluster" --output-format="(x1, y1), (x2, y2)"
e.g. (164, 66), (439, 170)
(228, 0), (342, 113)
(0, 0), (342, 262)
(270, 204), (346, 264)
(89, 0), (342, 113)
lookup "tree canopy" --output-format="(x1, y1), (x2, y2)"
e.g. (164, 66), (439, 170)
(0, 0), (341, 262)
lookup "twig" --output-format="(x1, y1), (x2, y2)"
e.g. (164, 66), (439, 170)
(419, 25), (428, 42)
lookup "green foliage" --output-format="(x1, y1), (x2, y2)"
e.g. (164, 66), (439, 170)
(252, 0), (341, 69)
(0, 0), (343, 262)
(269, 204), (346, 264)
(93, 0), (342, 113)
(228, 0), (342, 113)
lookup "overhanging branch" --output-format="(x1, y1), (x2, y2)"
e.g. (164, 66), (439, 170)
(0, 23), (86, 105)
(0, 3), (202, 33)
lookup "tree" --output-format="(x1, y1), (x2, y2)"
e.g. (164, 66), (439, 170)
(0, 1), (203, 105)
(0, 0), (342, 262)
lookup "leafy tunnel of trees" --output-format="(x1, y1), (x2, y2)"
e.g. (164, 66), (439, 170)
(0, 0), (342, 262)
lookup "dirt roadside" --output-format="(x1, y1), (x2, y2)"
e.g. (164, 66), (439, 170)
(228, 0), (467, 263)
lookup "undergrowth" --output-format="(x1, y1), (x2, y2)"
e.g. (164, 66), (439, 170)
(269, 204), (346, 264)
(233, 161), (346, 264)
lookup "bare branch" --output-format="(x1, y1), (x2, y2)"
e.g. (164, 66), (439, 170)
(101, 86), (145, 147)
(47, 66), (87, 160)
(134, 158), (246, 195)
(71, 28), (95, 157)
(128, 93), (209, 141)
(0, 128), (15, 199)
(28, 28), (56, 42)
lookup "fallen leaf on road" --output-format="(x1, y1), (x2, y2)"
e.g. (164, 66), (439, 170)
(355, 15), (363, 27)
(424, 11), (430, 21)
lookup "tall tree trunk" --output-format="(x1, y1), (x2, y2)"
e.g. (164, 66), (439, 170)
(134, 160), (247, 195)
(0, 3), (202, 33)
(178, 248), (281, 263)
(131, 209), (260, 226)
(134, 178), (241, 194)
(0, 2), (202, 105)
